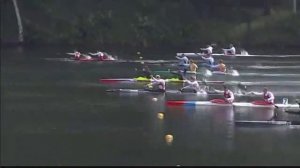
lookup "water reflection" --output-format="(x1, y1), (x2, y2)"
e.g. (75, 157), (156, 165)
(3, 46), (300, 165)
(165, 105), (235, 151)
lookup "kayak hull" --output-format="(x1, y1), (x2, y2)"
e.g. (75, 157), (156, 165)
(166, 100), (299, 108)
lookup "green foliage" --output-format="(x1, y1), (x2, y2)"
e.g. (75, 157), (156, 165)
(2, 0), (300, 49)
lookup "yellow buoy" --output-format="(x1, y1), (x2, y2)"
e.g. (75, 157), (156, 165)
(137, 51), (141, 55)
(139, 56), (143, 59)
(141, 61), (144, 64)
(157, 112), (164, 119)
(165, 134), (173, 145)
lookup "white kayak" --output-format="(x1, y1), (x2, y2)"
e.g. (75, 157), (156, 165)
(106, 89), (209, 95)
(166, 100), (299, 108)
(243, 65), (300, 70)
(238, 73), (300, 77)
(176, 52), (300, 58)
(234, 120), (298, 126)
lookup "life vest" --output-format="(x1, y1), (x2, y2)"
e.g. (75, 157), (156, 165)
(190, 63), (198, 72)
(224, 90), (232, 98)
(74, 52), (81, 58)
(207, 46), (213, 54)
(263, 92), (269, 99)
(103, 54), (108, 59)
(219, 63), (226, 72)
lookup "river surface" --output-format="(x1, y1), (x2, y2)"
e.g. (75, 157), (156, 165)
(1, 46), (300, 166)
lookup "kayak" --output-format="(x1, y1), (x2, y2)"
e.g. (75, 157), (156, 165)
(233, 81), (300, 86)
(153, 70), (206, 75)
(62, 57), (179, 64)
(284, 108), (300, 115)
(106, 89), (210, 95)
(176, 52), (300, 58)
(66, 53), (116, 62)
(70, 57), (116, 62)
(153, 69), (239, 77)
(238, 73), (300, 77)
(166, 99), (300, 108)
(240, 65), (300, 70)
(234, 120), (295, 126)
(105, 88), (257, 96)
(99, 77), (225, 84)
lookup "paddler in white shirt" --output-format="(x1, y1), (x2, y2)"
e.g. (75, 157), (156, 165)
(222, 44), (236, 55)
(73, 50), (92, 60)
(145, 75), (166, 92)
(200, 44), (213, 56)
(249, 87), (275, 104)
(179, 76), (206, 93)
(74, 51), (81, 60)
(89, 51), (115, 60)
(212, 86), (235, 103)
(89, 51), (105, 60)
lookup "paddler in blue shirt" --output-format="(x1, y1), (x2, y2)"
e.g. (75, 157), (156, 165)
(199, 53), (215, 69)
(176, 54), (189, 76)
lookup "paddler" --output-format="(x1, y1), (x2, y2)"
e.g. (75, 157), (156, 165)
(89, 51), (104, 60)
(200, 44), (213, 56)
(145, 75), (166, 92)
(212, 86), (235, 103)
(210, 59), (226, 72)
(222, 44), (236, 55)
(89, 51), (114, 60)
(74, 51), (81, 60)
(189, 60), (198, 73)
(179, 76), (206, 93)
(176, 54), (189, 75)
(199, 53), (215, 69)
(250, 87), (275, 104)
(73, 50), (92, 60)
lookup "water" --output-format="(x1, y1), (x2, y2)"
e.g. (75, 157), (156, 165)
(1, 46), (300, 166)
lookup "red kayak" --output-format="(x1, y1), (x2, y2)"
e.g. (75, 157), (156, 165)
(72, 57), (116, 62)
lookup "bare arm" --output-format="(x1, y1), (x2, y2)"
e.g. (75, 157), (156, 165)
(89, 52), (98, 56)
(176, 56), (185, 60)
(211, 88), (223, 93)
(201, 56), (210, 61)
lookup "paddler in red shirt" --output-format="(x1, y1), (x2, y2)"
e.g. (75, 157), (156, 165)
(212, 86), (235, 103)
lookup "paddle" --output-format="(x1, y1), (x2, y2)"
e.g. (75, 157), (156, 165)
(296, 99), (300, 108)
(82, 53), (91, 57)
(268, 109), (279, 121)
(237, 83), (248, 91)
(66, 52), (75, 55)
(283, 99), (300, 115)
